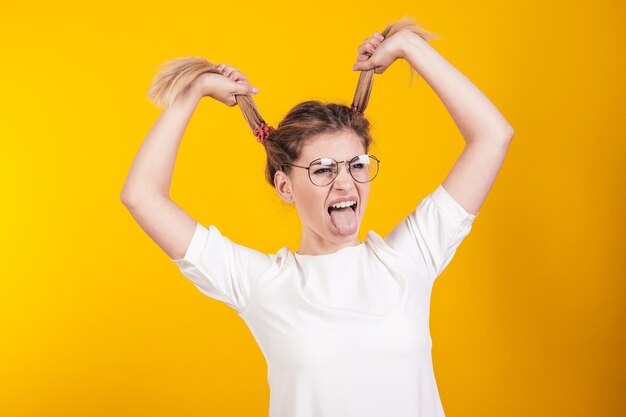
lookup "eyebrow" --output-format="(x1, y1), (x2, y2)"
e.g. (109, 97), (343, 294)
(308, 154), (366, 164)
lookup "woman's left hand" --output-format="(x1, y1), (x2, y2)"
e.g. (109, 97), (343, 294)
(352, 30), (410, 74)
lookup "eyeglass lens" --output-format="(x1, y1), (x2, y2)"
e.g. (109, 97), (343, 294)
(308, 155), (379, 186)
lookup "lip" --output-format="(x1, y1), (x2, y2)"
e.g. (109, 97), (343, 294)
(327, 196), (359, 212)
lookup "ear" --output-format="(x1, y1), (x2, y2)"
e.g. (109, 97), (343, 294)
(274, 170), (294, 204)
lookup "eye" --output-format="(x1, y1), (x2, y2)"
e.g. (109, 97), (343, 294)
(312, 167), (334, 175)
(350, 155), (371, 170)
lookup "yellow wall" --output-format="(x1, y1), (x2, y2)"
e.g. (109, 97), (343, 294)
(2, 1), (625, 416)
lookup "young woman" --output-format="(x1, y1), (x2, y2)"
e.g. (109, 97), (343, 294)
(121, 18), (513, 417)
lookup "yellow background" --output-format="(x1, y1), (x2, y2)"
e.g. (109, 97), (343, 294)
(2, 0), (625, 416)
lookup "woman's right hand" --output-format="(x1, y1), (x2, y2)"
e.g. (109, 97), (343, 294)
(191, 63), (259, 107)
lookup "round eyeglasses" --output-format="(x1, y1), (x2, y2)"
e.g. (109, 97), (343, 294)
(283, 154), (380, 187)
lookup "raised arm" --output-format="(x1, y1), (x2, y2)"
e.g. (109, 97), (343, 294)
(120, 63), (257, 260)
(353, 25), (514, 215)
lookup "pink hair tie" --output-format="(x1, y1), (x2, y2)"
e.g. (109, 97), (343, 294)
(253, 123), (275, 144)
(351, 105), (364, 117)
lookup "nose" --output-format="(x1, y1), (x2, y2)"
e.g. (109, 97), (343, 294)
(332, 162), (355, 190)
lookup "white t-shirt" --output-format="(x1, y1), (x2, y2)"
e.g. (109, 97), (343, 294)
(171, 184), (477, 417)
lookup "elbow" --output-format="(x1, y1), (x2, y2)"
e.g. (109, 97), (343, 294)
(120, 183), (145, 207)
(467, 126), (514, 148)
(492, 123), (514, 143)
(120, 189), (170, 208)
(120, 189), (137, 208)
(503, 125), (515, 142)
(120, 193), (132, 208)
(492, 125), (515, 147)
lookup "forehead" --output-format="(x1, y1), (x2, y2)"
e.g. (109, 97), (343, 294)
(298, 130), (366, 163)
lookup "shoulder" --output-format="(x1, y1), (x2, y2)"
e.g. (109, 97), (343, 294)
(173, 223), (289, 272)
(429, 184), (477, 227)
(364, 230), (419, 271)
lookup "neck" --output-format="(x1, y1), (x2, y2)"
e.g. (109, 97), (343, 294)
(297, 229), (362, 256)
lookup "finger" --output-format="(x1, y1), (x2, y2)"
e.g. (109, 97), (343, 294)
(234, 80), (259, 95)
(357, 43), (376, 56)
(221, 66), (239, 78)
(361, 33), (383, 48)
(223, 66), (239, 77)
(364, 40), (378, 53)
(235, 80), (255, 93)
(232, 72), (248, 83)
(365, 33), (383, 43)
(229, 72), (249, 84)
(366, 37), (382, 48)
(352, 58), (378, 72)
(232, 70), (248, 79)
(357, 45), (369, 56)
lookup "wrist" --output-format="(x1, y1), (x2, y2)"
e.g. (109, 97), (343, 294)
(398, 30), (430, 60)
(166, 82), (203, 111)
(187, 72), (221, 101)
(188, 76), (209, 99)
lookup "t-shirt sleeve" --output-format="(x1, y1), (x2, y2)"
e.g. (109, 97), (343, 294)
(384, 184), (478, 284)
(170, 222), (273, 313)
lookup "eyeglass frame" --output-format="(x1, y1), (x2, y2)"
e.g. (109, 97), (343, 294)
(281, 154), (381, 187)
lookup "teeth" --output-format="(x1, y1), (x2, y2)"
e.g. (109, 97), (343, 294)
(330, 201), (357, 209)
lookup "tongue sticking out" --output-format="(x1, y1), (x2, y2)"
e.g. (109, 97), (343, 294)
(329, 207), (358, 237)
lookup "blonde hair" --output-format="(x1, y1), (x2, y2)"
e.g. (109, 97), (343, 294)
(146, 57), (268, 132)
(352, 17), (438, 113)
(146, 17), (437, 187)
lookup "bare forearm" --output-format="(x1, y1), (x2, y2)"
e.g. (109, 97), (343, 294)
(121, 86), (203, 204)
(401, 34), (513, 144)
